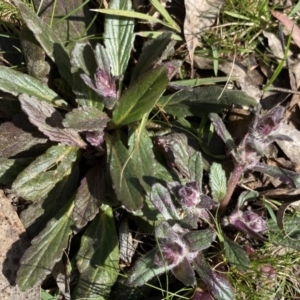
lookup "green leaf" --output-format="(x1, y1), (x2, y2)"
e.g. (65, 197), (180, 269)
(21, 165), (79, 239)
(112, 66), (168, 127)
(183, 229), (216, 252)
(150, 183), (179, 221)
(0, 67), (68, 108)
(0, 158), (34, 184)
(12, 144), (79, 201)
(149, 0), (180, 32)
(131, 32), (172, 82)
(188, 152), (203, 185)
(126, 249), (168, 287)
(128, 124), (157, 193)
(96, 9), (181, 33)
(209, 113), (237, 155)
(74, 207), (119, 299)
(105, 132), (144, 211)
(11, 0), (72, 86)
(223, 236), (249, 273)
(73, 162), (104, 229)
(209, 163), (227, 202)
(237, 190), (259, 209)
(17, 199), (74, 290)
(19, 94), (87, 148)
(103, 0), (135, 76)
(70, 42), (104, 109)
(158, 86), (257, 117)
(0, 119), (48, 158)
(63, 106), (110, 131)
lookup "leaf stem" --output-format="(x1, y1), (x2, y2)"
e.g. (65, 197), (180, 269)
(219, 164), (245, 214)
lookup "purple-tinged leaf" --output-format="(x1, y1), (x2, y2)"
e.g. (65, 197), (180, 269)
(63, 106), (110, 132)
(178, 181), (201, 208)
(223, 236), (249, 273)
(70, 42), (104, 110)
(105, 132), (144, 211)
(74, 208), (119, 299)
(253, 162), (300, 188)
(228, 210), (267, 240)
(192, 291), (214, 300)
(17, 199), (74, 290)
(80, 68), (118, 99)
(154, 239), (184, 267)
(172, 257), (196, 286)
(150, 183), (180, 220)
(19, 94), (87, 148)
(12, 144), (79, 201)
(0, 120), (48, 158)
(209, 113), (237, 157)
(183, 229), (216, 252)
(193, 253), (235, 300)
(199, 194), (218, 209)
(85, 130), (105, 148)
(126, 249), (169, 287)
(156, 133), (200, 177)
(73, 162), (104, 229)
(253, 106), (284, 136)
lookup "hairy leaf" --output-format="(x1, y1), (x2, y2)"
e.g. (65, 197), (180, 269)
(73, 162), (104, 229)
(103, 0), (135, 76)
(209, 163), (227, 202)
(131, 32), (172, 82)
(0, 120), (48, 158)
(112, 66), (168, 127)
(158, 86), (257, 117)
(74, 207), (119, 299)
(253, 163), (300, 188)
(63, 106), (110, 132)
(19, 94), (87, 148)
(193, 253), (235, 300)
(17, 199), (74, 290)
(223, 236), (249, 273)
(188, 152), (203, 185)
(150, 183), (179, 221)
(172, 258), (196, 286)
(126, 249), (168, 287)
(105, 132), (144, 211)
(183, 229), (216, 252)
(11, 0), (72, 86)
(12, 144), (79, 201)
(0, 67), (68, 108)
